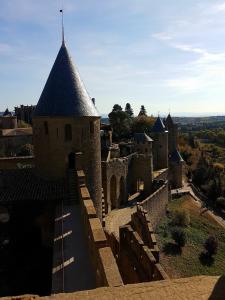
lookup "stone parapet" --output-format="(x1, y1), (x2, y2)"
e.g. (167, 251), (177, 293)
(77, 170), (123, 288)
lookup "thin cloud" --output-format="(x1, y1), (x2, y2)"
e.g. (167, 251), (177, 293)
(212, 3), (225, 12)
(152, 32), (173, 41)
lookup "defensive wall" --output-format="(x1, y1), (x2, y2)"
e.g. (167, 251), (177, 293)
(139, 181), (169, 229)
(0, 156), (34, 170)
(153, 168), (168, 181)
(77, 169), (123, 288)
(106, 206), (168, 284)
(102, 157), (128, 212)
(102, 153), (153, 213)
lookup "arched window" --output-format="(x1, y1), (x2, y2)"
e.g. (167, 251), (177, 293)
(65, 124), (72, 141)
(44, 121), (48, 135)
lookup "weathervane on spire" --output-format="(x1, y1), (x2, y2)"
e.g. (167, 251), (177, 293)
(60, 7), (65, 45)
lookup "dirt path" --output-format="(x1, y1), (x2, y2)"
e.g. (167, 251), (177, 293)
(172, 183), (225, 230)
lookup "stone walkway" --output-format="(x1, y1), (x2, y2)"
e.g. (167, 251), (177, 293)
(52, 204), (96, 293)
(105, 205), (137, 238)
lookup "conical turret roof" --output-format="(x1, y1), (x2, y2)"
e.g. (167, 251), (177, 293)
(170, 149), (183, 162)
(166, 114), (174, 128)
(33, 43), (99, 118)
(152, 116), (166, 133)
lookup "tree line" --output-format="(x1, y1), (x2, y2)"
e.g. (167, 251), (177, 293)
(108, 103), (155, 140)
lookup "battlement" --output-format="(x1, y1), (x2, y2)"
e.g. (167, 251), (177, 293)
(139, 181), (168, 229)
(119, 224), (168, 283)
(77, 170), (123, 288)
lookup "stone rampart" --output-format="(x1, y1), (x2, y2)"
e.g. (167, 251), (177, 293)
(139, 181), (168, 229)
(77, 170), (123, 288)
(131, 206), (160, 261)
(119, 225), (168, 284)
(105, 205), (168, 284)
(0, 156), (34, 170)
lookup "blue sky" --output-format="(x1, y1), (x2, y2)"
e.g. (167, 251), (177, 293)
(2, 1), (225, 116)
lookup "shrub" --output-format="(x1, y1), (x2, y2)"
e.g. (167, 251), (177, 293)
(172, 228), (187, 248)
(204, 236), (218, 257)
(216, 197), (225, 209)
(172, 210), (190, 227)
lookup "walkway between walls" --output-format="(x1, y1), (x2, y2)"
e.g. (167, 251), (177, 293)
(52, 202), (96, 293)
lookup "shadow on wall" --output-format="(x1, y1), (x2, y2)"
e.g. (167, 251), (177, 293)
(208, 276), (225, 300)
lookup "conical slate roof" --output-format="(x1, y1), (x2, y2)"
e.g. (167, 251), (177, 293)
(3, 108), (12, 117)
(134, 133), (153, 143)
(152, 116), (166, 133)
(170, 149), (184, 162)
(33, 43), (99, 118)
(166, 114), (174, 128)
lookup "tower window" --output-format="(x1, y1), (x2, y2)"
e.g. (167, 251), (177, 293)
(65, 124), (72, 141)
(90, 121), (94, 135)
(44, 121), (48, 135)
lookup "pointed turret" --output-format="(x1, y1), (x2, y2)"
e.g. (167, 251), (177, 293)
(151, 116), (168, 170)
(3, 108), (12, 117)
(165, 114), (174, 129)
(152, 116), (166, 133)
(33, 44), (99, 118)
(33, 43), (102, 218)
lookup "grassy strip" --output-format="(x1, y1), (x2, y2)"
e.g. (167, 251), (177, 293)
(156, 195), (225, 278)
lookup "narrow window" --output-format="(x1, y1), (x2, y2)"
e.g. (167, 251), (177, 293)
(90, 121), (94, 135)
(65, 124), (72, 141)
(56, 128), (59, 137)
(44, 121), (48, 135)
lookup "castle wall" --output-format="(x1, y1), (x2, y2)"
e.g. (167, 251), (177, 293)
(0, 156), (34, 169)
(119, 225), (168, 284)
(33, 116), (102, 218)
(105, 206), (168, 284)
(0, 116), (17, 129)
(77, 170), (123, 288)
(139, 181), (168, 229)
(128, 154), (153, 196)
(102, 158), (128, 213)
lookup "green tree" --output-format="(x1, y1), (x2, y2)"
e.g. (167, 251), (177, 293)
(112, 104), (122, 112)
(204, 236), (218, 257)
(108, 105), (131, 139)
(138, 105), (147, 116)
(125, 103), (134, 117)
(172, 228), (187, 248)
(132, 116), (155, 134)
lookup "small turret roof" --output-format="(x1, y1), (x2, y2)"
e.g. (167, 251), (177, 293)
(170, 149), (184, 162)
(166, 114), (174, 128)
(3, 108), (12, 117)
(33, 44), (99, 118)
(152, 116), (166, 133)
(134, 133), (153, 143)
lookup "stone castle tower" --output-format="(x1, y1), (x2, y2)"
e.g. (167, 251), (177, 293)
(32, 41), (102, 217)
(165, 114), (183, 188)
(151, 116), (168, 171)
